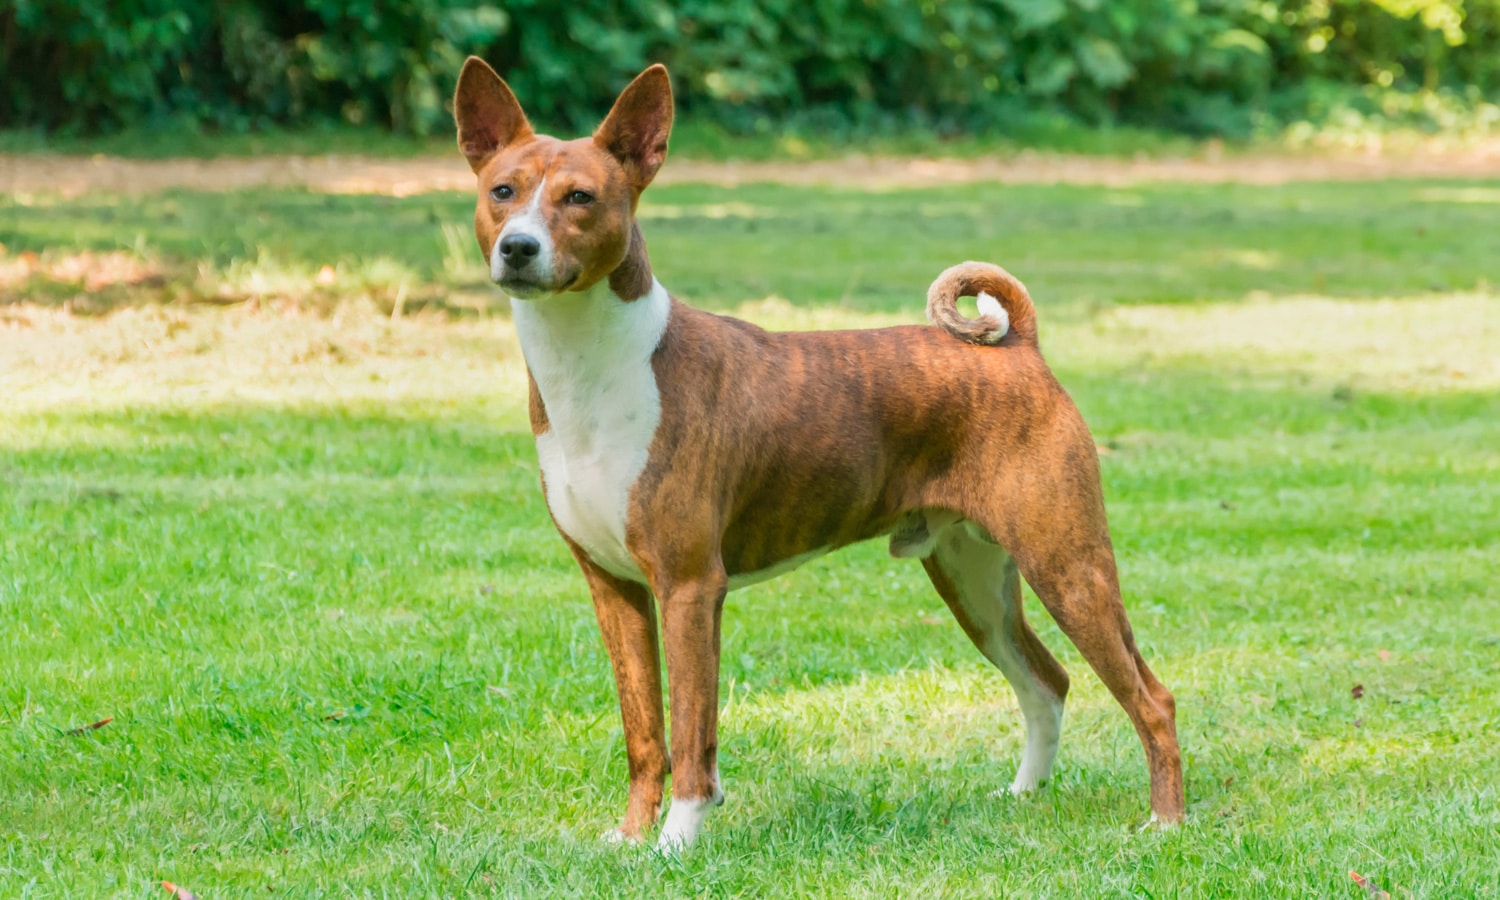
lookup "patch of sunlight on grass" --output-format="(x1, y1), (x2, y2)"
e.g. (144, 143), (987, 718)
(725, 664), (1122, 769)
(0, 297), (918, 416)
(732, 296), (918, 332)
(1077, 292), (1500, 391)
(1215, 248), (1281, 270)
(6, 289), (1492, 418)
(1415, 187), (1500, 204)
(637, 202), (779, 221)
(0, 303), (529, 415)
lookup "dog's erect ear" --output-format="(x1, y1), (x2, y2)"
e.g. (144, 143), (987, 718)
(454, 56), (533, 173)
(593, 64), (674, 193)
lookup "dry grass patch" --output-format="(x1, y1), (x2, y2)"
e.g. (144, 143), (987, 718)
(0, 303), (526, 415)
(1073, 292), (1500, 392)
(4, 290), (1493, 419)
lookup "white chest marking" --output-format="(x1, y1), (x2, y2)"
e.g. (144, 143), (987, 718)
(512, 279), (671, 583)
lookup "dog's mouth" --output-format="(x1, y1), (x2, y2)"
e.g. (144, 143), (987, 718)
(498, 273), (548, 298)
(498, 270), (579, 299)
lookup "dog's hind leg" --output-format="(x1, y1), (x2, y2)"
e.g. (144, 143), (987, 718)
(922, 522), (1070, 795)
(996, 515), (1185, 823)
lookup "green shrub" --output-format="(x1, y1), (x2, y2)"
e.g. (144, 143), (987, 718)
(1, 0), (1496, 139)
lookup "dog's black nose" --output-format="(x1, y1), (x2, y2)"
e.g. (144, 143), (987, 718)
(499, 233), (541, 263)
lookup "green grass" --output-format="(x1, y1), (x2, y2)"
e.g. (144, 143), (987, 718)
(2, 176), (1499, 897)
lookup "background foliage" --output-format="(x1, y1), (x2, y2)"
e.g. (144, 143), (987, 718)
(1, 0), (1498, 139)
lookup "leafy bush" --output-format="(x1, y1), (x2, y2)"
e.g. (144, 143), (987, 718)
(1, 0), (1496, 139)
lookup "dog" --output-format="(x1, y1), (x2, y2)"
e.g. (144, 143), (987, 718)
(453, 57), (1184, 850)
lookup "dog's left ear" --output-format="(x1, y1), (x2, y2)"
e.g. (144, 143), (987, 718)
(594, 64), (674, 193)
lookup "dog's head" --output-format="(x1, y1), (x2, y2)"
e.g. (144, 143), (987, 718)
(453, 58), (673, 300)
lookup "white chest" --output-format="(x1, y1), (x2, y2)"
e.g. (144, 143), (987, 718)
(512, 280), (671, 583)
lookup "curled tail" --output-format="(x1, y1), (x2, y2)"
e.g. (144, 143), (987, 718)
(926, 261), (1038, 347)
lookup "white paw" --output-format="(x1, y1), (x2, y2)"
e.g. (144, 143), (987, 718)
(1136, 811), (1181, 832)
(654, 797), (714, 853)
(601, 827), (629, 844)
(1138, 812), (1158, 832)
(1002, 772), (1047, 798)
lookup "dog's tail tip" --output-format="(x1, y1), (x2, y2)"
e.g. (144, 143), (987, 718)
(925, 261), (1038, 347)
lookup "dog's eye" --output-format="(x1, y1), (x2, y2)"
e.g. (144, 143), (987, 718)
(490, 185), (514, 202)
(566, 190), (595, 206)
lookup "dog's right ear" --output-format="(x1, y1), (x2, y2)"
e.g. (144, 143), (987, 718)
(454, 57), (533, 173)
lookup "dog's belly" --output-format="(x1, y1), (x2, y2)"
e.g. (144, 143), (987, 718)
(725, 546), (830, 591)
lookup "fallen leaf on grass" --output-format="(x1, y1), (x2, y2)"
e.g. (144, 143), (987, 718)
(65, 717), (113, 736)
(323, 711), (346, 722)
(162, 881), (200, 900)
(1349, 870), (1391, 899)
(1351, 684), (1365, 700)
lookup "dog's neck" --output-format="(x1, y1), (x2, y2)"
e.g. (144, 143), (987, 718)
(509, 215), (670, 457)
(606, 219), (655, 302)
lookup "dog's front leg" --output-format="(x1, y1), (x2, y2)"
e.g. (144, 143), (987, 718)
(574, 552), (668, 843)
(654, 567), (728, 851)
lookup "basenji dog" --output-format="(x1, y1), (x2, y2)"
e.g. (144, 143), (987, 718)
(454, 57), (1184, 850)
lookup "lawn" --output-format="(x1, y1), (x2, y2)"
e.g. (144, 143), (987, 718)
(2, 175), (1498, 897)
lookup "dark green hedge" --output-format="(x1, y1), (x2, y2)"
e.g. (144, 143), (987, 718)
(3, 0), (1497, 138)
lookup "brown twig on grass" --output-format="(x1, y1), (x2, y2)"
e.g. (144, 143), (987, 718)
(64, 717), (113, 736)
(1350, 870), (1391, 899)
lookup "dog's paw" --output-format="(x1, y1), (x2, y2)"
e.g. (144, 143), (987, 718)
(993, 773), (1048, 800)
(654, 797), (715, 854)
(1136, 811), (1182, 833)
(601, 827), (644, 845)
